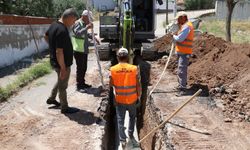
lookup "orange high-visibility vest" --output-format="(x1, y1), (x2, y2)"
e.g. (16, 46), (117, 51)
(110, 63), (138, 105)
(176, 21), (194, 54)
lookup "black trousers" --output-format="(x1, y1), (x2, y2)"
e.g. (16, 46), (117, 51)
(74, 51), (88, 88)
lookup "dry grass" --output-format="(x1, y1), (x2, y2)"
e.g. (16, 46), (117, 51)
(0, 59), (51, 102)
(200, 19), (250, 43)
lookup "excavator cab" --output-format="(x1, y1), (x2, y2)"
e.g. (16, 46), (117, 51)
(97, 0), (163, 61)
(99, 0), (160, 40)
(133, 0), (155, 39)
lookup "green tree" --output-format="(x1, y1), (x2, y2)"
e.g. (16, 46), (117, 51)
(0, 0), (86, 18)
(11, 0), (30, 16)
(53, 0), (86, 18)
(28, 0), (54, 17)
(184, 0), (215, 10)
(0, 0), (53, 17)
(0, 0), (15, 14)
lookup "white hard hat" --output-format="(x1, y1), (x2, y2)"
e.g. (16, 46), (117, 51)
(82, 10), (93, 20)
(175, 11), (187, 19)
(117, 47), (128, 57)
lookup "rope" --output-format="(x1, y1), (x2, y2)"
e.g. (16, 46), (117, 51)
(148, 42), (175, 98)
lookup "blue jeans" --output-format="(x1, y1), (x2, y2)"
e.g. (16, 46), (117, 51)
(177, 53), (189, 89)
(116, 104), (136, 142)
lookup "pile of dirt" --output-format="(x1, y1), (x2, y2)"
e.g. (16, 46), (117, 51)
(153, 34), (173, 52)
(157, 33), (250, 121)
(189, 34), (250, 121)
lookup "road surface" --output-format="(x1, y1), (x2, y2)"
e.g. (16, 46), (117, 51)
(155, 9), (215, 36)
(0, 52), (109, 150)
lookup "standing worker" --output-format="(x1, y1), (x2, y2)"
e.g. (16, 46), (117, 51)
(110, 48), (141, 148)
(172, 12), (194, 96)
(45, 8), (79, 113)
(71, 10), (99, 91)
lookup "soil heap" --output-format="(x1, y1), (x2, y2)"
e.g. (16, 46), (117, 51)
(154, 34), (173, 52)
(157, 33), (250, 121)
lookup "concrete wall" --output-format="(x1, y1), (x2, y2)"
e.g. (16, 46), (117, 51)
(0, 24), (49, 68)
(0, 15), (53, 25)
(216, 0), (250, 20)
(91, 0), (116, 11)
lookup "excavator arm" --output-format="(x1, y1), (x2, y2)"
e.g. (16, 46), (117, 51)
(120, 0), (134, 64)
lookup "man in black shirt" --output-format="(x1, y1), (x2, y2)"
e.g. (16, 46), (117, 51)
(45, 8), (79, 114)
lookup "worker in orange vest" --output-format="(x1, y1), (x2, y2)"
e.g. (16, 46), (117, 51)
(110, 47), (141, 147)
(172, 12), (194, 96)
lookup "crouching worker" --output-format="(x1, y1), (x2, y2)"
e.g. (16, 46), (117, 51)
(110, 48), (141, 148)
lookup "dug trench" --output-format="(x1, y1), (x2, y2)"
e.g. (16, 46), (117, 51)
(97, 54), (151, 150)
(99, 33), (250, 150)
(98, 53), (187, 149)
(98, 53), (186, 149)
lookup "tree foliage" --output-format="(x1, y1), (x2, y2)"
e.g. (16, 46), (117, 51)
(53, 0), (86, 18)
(184, 0), (215, 10)
(0, 0), (86, 18)
(0, 0), (12, 14)
(0, 0), (53, 17)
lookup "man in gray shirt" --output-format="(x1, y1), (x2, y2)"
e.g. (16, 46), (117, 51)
(71, 10), (99, 91)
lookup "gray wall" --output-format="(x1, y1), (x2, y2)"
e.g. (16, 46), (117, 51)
(216, 0), (250, 20)
(0, 25), (49, 68)
(91, 0), (116, 11)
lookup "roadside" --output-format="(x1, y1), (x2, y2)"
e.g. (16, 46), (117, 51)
(0, 58), (51, 102)
(0, 51), (108, 150)
(200, 16), (250, 43)
(155, 9), (215, 36)
(0, 52), (50, 88)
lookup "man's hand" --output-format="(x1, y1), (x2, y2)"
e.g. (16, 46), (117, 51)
(169, 33), (174, 38)
(87, 23), (93, 29)
(44, 35), (49, 44)
(60, 67), (67, 80)
(95, 37), (100, 45)
(56, 48), (67, 80)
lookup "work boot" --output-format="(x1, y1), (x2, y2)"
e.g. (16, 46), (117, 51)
(175, 88), (188, 97)
(129, 135), (140, 147)
(46, 99), (60, 107)
(61, 107), (79, 114)
(121, 141), (127, 149)
(83, 83), (92, 88)
(76, 86), (86, 93)
(76, 83), (92, 91)
(173, 85), (181, 91)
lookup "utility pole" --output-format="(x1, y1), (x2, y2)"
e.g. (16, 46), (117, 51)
(165, 0), (169, 33)
(166, 0), (168, 25)
(173, 0), (177, 18)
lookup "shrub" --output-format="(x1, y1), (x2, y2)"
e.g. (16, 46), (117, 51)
(184, 0), (215, 10)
